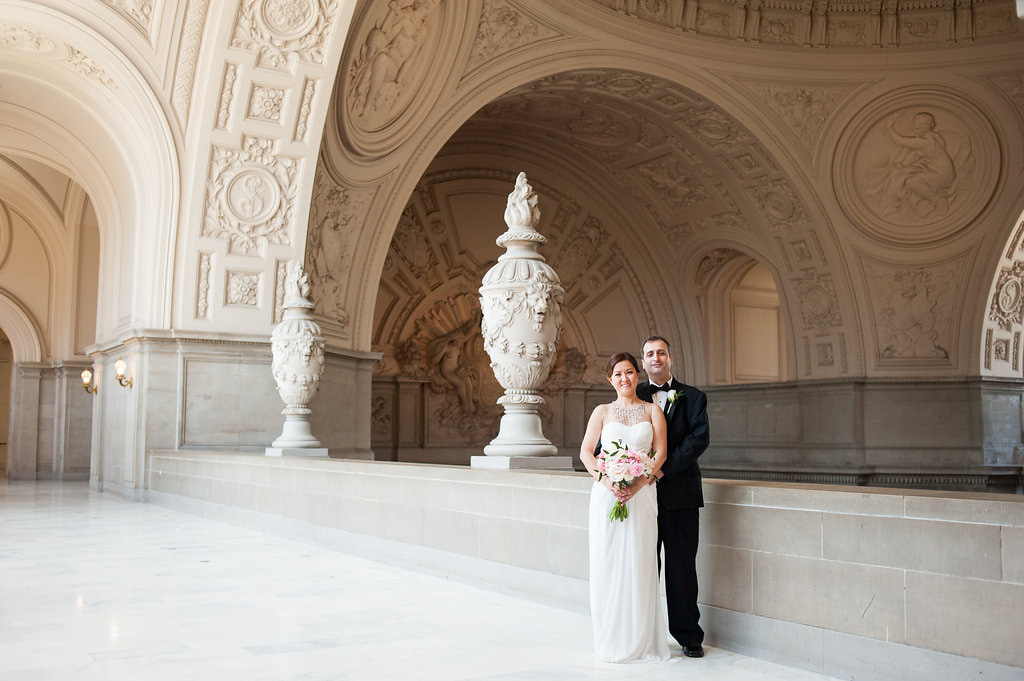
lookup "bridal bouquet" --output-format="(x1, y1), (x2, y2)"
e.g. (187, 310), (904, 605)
(596, 439), (656, 522)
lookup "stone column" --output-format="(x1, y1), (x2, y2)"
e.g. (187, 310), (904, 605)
(473, 172), (571, 470)
(267, 262), (327, 457)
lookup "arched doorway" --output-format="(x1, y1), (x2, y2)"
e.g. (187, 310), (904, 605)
(693, 250), (790, 385)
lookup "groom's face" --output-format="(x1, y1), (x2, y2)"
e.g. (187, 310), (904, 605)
(642, 339), (672, 384)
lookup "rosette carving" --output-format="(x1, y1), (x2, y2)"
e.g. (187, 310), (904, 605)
(232, 0), (338, 69)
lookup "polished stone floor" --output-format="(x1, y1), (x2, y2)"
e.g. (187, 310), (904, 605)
(0, 481), (837, 681)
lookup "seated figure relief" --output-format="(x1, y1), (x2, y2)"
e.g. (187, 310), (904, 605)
(863, 110), (973, 224)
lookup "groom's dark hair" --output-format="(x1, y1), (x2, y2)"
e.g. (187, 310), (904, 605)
(641, 335), (672, 357)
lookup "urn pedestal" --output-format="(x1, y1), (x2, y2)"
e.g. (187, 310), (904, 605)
(472, 172), (571, 471)
(266, 262), (328, 458)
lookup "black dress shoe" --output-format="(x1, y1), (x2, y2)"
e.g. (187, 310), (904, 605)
(683, 643), (704, 658)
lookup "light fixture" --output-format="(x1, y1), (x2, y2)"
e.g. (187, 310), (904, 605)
(114, 357), (132, 388)
(81, 368), (97, 394)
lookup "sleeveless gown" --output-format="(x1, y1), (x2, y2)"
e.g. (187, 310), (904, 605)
(589, 420), (671, 662)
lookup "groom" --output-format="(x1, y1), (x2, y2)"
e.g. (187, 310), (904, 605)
(638, 335), (710, 658)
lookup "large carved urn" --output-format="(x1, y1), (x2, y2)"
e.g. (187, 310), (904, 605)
(267, 261), (327, 455)
(478, 172), (565, 459)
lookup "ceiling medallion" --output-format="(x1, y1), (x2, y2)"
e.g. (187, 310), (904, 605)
(835, 88), (999, 245)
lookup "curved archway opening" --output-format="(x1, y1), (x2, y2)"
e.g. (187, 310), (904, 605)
(357, 62), (807, 463)
(694, 250), (790, 385)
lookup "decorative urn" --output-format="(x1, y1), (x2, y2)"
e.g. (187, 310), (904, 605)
(479, 172), (564, 457)
(269, 261), (326, 450)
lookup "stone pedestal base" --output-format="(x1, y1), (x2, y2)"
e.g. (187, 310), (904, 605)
(470, 455), (573, 470)
(265, 447), (328, 458)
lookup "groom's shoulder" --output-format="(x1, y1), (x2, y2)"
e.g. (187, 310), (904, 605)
(672, 380), (707, 399)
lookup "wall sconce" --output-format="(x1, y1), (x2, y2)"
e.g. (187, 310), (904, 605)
(81, 368), (97, 394)
(114, 357), (132, 388)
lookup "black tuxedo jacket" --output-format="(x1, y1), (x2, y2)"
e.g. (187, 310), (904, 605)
(638, 379), (710, 510)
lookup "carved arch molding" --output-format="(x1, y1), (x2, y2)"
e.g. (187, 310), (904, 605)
(308, 0), (1023, 392)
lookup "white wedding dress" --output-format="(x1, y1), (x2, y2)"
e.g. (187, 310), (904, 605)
(589, 419), (671, 662)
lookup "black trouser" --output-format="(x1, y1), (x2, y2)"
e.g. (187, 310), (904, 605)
(658, 506), (703, 647)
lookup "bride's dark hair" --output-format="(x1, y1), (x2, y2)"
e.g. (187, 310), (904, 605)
(605, 352), (640, 377)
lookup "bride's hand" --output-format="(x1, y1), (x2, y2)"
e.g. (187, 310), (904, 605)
(617, 477), (646, 501)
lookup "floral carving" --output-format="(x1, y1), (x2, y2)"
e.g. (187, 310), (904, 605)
(294, 78), (317, 141)
(196, 252), (212, 319)
(635, 155), (710, 211)
(556, 217), (606, 285)
(203, 136), (298, 254)
(902, 16), (940, 41)
(465, 0), (555, 73)
(102, 0), (153, 33)
(393, 207), (436, 280)
(232, 0), (338, 69)
(226, 271), (261, 307)
(582, 0), (1017, 46)
(865, 261), (964, 362)
(0, 25), (56, 52)
(792, 272), (842, 332)
(274, 259), (289, 323)
(65, 45), (115, 89)
(172, 0), (210, 123)
(305, 168), (373, 329)
(216, 63), (238, 129)
(989, 261), (1024, 332)
(248, 84), (285, 122)
(753, 85), (841, 153)
(753, 177), (806, 232)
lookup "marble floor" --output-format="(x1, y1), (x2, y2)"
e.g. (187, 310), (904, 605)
(0, 481), (837, 681)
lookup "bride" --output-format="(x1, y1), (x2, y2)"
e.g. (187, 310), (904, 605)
(579, 351), (671, 662)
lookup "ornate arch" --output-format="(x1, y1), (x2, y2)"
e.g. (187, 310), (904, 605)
(314, 2), (858, 380)
(0, 4), (179, 340)
(0, 289), (44, 362)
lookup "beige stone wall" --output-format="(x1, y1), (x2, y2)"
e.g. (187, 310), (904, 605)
(147, 452), (1024, 678)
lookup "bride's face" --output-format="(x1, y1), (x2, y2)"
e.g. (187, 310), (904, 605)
(607, 360), (639, 397)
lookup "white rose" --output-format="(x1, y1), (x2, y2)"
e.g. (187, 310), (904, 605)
(607, 459), (629, 482)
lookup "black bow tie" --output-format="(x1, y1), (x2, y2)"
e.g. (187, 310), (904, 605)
(650, 383), (669, 393)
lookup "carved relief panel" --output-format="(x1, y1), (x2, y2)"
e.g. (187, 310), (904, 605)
(861, 255), (969, 368)
(303, 165), (376, 340)
(463, 0), (559, 75)
(202, 136), (299, 255)
(585, 0), (1023, 46)
(339, 0), (463, 161)
(835, 89), (999, 244)
(984, 219), (1024, 376)
(231, 0), (340, 70)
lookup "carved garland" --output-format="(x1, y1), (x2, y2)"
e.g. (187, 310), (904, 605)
(232, 0), (338, 69)
(203, 136), (298, 254)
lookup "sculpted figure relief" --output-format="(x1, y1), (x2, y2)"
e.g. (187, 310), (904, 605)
(350, 0), (439, 122)
(864, 111), (971, 223)
(429, 313), (481, 414)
